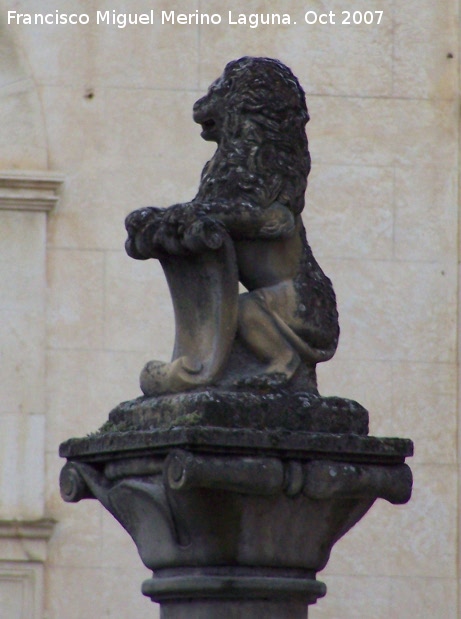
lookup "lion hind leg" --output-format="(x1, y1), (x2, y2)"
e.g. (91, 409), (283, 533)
(237, 291), (301, 384)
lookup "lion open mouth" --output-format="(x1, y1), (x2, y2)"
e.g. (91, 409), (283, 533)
(201, 118), (216, 131)
(197, 116), (219, 141)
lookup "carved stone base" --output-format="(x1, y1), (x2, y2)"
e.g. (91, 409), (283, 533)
(103, 391), (369, 434)
(60, 426), (412, 618)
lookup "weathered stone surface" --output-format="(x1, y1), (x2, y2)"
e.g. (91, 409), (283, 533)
(58, 57), (414, 619)
(125, 57), (339, 400)
(103, 390), (369, 434)
(59, 426), (412, 464)
(60, 428), (412, 618)
(157, 597), (316, 619)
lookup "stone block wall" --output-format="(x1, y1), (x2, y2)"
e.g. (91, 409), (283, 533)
(0, 1), (458, 617)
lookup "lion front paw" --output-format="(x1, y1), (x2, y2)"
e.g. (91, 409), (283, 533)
(182, 217), (226, 253)
(125, 207), (164, 259)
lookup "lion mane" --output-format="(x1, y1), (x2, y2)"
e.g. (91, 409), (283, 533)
(193, 56), (311, 219)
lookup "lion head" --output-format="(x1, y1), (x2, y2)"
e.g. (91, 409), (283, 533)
(193, 57), (311, 216)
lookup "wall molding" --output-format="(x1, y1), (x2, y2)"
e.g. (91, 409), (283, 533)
(0, 520), (56, 617)
(0, 561), (45, 619)
(0, 170), (64, 212)
(0, 518), (56, 541)
(0, 519), (56, 564)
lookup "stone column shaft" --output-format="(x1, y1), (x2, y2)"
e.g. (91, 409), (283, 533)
(160, 599), (309, 619)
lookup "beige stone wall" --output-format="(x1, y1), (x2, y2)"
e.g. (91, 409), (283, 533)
(0, 0), (459, 617)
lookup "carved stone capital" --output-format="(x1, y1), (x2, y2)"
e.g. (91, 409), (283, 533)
(60, 428), (412, 618)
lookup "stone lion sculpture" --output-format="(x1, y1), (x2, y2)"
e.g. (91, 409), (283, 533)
(125, 57), (339, 397)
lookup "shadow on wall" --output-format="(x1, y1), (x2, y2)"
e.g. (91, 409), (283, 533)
(0, 4), (48, 169)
